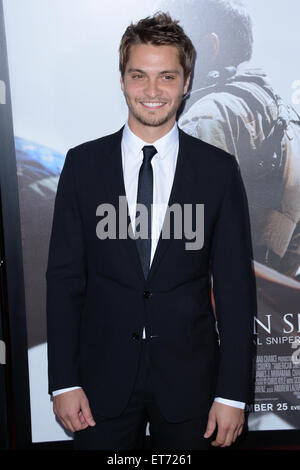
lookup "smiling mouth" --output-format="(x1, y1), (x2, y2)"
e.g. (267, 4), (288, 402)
(140, 101), (167, 109)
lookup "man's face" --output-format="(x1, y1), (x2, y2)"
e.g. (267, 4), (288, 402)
(120, 43), (190, 128)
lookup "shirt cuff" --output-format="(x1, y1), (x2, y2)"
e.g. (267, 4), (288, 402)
(214, 397), (245, 409)
(52, 386), (82, 397)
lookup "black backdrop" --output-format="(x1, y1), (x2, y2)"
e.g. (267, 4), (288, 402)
(0, 0), (31, 449)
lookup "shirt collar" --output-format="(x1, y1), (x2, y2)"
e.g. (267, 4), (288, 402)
(122, 120), (179, 160)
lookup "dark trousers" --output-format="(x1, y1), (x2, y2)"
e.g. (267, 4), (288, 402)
(73, 338), (211, 450)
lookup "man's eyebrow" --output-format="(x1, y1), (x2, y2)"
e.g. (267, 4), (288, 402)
(159, 70), (180, 75)
(127, 68), (144, 74)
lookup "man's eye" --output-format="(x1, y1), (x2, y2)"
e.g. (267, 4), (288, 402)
(162, 75), (175, 80)
(132, 74), (144, 79)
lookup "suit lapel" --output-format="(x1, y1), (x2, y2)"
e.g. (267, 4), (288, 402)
(147, 128), (191, 282)
(107, 125), (191, 283)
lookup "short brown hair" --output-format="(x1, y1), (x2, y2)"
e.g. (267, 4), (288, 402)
(119, 12), (195, 82)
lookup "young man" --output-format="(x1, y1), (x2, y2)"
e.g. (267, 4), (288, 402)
(46, 12), (256, 450)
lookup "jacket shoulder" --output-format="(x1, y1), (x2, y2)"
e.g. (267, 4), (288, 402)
(179, 126), (237, 170)
(68, 126), (124, 156)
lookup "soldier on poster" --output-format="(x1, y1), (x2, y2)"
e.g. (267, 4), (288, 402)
(156, 0), (300, 279)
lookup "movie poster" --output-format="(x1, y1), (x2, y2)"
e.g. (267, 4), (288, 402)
(2, 0), (300, 442)
(158, 0), (300, 431)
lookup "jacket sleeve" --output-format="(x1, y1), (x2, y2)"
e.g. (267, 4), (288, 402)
(46, 148), (87, 394)
(210, 154), (256, 403)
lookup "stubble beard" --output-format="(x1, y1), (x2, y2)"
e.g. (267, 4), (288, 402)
(124, 93), (183, 128)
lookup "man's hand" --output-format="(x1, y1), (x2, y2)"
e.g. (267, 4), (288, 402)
(53, 388), (96, 432)
(204, 401), (245, 447)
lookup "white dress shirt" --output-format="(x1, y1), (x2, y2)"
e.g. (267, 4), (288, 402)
(52, 121), (245, 410)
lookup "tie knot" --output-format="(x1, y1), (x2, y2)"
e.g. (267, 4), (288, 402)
(142, 145), (157, 163)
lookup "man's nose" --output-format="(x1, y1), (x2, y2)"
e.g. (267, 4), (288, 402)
(144, 79), (161, 97)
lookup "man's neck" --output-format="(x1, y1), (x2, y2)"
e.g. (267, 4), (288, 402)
(127, 118), (176, 143)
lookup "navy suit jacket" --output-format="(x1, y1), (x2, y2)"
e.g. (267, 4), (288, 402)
(46, 125), (256, 422)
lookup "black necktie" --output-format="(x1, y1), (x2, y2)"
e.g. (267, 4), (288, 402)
(135, 145), (157, 278)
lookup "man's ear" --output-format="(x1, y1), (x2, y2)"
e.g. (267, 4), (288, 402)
(183, 74), (191, 95)
(120, 75), (124, 92)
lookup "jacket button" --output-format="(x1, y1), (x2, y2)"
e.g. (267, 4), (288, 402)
(143, 290), (152, 299)
(132, 332), (140, 340)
